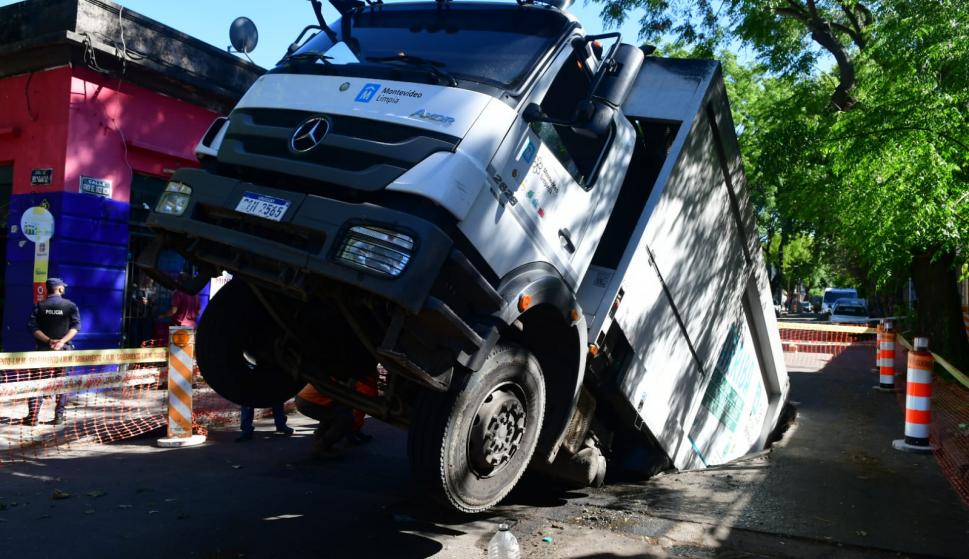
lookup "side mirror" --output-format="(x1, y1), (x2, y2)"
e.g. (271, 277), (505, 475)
(229, 17), (259, 54)
(591, 43), (644, 109)
(571, 99), (614, 139)
(522, 103), (545, 123)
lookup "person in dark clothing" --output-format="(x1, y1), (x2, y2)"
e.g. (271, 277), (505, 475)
(24, 277), (81, 426)
(235, 404), (294, 442)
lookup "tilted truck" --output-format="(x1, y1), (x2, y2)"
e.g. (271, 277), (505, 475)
(139, 0), (790, 512)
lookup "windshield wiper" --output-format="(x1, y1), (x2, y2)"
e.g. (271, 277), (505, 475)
(278, 50), (334, 66)
(366, 55), (458, 86)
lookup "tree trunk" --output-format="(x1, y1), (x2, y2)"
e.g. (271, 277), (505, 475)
(910, 248), (969, 373)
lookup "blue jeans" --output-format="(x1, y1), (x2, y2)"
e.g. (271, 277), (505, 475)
(240, 404), (288, 433)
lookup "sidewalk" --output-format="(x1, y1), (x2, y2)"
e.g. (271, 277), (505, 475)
(566, 345), (969, 557)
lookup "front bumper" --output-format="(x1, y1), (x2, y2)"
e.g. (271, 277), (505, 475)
(141, 168), (454, 314)
(138, 168), (504, 391)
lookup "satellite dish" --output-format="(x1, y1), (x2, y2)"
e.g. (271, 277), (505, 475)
(229, 17), (259, 54)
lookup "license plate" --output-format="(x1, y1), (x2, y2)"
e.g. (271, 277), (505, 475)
(235, 192), (291, 222)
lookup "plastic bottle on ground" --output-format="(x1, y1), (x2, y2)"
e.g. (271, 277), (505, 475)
(488, 523), (521, 559)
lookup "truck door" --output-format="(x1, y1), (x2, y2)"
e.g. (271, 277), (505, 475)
(490, 46), (633, 286)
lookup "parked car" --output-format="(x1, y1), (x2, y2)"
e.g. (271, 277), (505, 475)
(801, 301), (813, 313)
(821, 288), (858, 315)
(829, 298), (869, 324)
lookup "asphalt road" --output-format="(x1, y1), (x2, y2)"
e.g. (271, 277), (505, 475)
(1, 347), (967, 559)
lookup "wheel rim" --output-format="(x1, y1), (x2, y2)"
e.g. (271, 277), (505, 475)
(467, 383), (527, 478)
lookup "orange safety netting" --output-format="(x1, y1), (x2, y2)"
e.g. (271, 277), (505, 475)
(892, 346), (969, 506)
(779, 323), (969, 506)
(0, 339), (243, 463)
(779, 326), (874, 357)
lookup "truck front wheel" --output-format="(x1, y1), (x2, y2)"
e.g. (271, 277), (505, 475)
(195, 280), (304, 408)
(408, 343), (546, 513)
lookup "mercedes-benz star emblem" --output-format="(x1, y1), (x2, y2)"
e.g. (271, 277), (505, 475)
(289, 115), (331, 154)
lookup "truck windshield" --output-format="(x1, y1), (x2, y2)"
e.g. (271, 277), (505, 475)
(281, 5), (571, 89)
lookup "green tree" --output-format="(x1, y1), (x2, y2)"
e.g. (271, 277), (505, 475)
(602, 0), (969, 367)
(596, 0), (873, 109)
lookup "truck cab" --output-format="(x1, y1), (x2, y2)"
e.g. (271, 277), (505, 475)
(140, 0), (789, 513)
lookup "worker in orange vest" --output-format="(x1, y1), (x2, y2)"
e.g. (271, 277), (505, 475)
(294, 374), (376, 456)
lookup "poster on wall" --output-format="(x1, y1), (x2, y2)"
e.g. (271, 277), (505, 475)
(79, 175), (112, 198)
(31, 168), (53, 186)
(33, 241), (50, 304)
(21, 206), (55, 304)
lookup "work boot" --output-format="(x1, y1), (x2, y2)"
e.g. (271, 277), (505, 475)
(48, 413), (65, 425)
(275, 426), (294, 436)
(346, 431), (373, 446)
(22, 415), (38, 427)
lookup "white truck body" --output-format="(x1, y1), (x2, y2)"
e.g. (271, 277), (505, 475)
(142, 1), (789, 511)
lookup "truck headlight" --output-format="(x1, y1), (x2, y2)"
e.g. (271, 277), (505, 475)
(155, 182), (193, 216)
(336, 225), (414, 277)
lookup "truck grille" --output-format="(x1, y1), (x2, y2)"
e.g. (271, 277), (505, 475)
(218, 108), (461, 192)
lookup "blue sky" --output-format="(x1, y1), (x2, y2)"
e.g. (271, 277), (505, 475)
(0, 0), (651, 69)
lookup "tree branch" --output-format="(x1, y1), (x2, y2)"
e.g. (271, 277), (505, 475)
(774, 0), (859, 110)
(836, 0), (867, 48)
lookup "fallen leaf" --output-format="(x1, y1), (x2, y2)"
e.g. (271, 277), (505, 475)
(855, 530), (868, 537)
(118, 504), (133, 509)
(84, 509), (95, 515)
(148, 510), (160, 515)
(51, 489), (71, 500)
(86, 490), (106, 498)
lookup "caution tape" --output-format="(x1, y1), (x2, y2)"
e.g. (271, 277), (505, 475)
(0, 348), (167, 370)
(897, 333), (969, 392)
(0, 367), (164, 400)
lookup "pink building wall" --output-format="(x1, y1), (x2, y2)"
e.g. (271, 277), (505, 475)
(0, 66), (72, 194)
(65, 66), (217, 202)
(0, 65), (221, 350)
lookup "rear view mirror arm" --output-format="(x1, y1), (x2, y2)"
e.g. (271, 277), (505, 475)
(309, 0), (340, 43)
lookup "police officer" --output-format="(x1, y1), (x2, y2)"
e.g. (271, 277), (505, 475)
(24, 277), (81, 426)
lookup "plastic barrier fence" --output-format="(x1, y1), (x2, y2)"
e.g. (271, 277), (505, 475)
(894, 334), (969, 504)
(778, 321), (969, 506)
(0, 339), (241, 463)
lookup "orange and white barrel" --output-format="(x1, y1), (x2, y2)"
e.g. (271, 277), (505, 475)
(157, 327), (206, 448)
(875, 321), (896, 391)
(893, 337), (936, 454)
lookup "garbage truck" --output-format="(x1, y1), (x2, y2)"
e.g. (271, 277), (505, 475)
(139, 0), (790, 512)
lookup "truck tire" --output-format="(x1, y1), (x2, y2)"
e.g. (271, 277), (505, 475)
(195, 280), (304, 408)
(408, 343), (545, 513)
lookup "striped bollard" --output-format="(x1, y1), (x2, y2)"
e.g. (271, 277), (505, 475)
(157, 326), (206, 448)
(873, 320), (896, 392)
(893, 337), (936, 454)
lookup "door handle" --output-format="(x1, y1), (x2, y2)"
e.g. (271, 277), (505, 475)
(558, 228), (575, 254)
